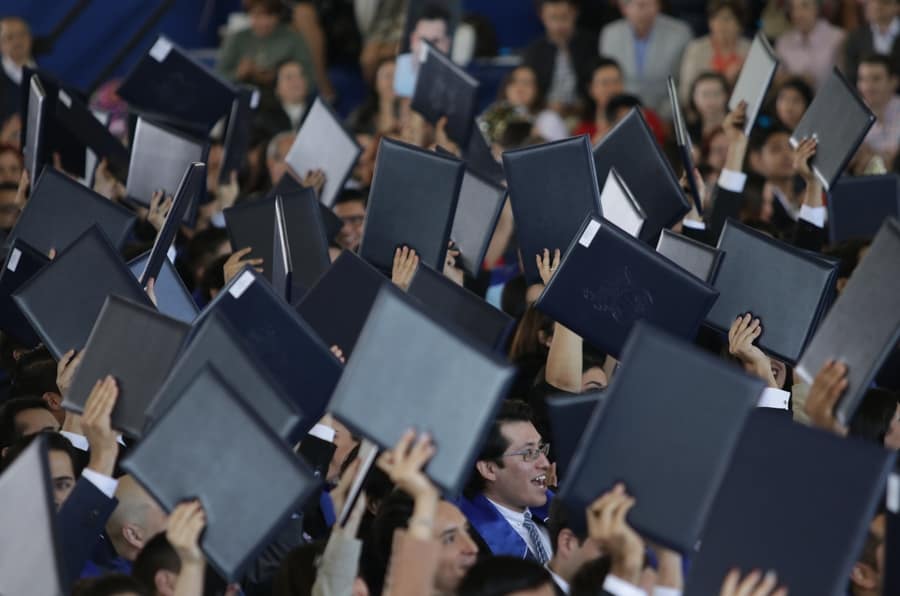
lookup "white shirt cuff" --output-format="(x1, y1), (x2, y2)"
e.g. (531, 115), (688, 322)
(308, 423), (336, 442)
(758, 387), (790, 410)
(60, 431), (89, 451)
(603, 574), (647, 596)
(82, 468), (119, 498)
(210, 211), (226, 229)
(798, 205), (827, 228)
(682, 219), (706, 230)
(652, 589), (683, 596)
(717, 169), (747, 193)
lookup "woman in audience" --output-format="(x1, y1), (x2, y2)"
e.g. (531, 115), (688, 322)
(482, 65), (569, 142)
(573, 58), (626, 144)
(771, 76), (813, 130)
(679, 0), (750, 102)
(347, 58), (400, 138)
(685, 72), (730, 142)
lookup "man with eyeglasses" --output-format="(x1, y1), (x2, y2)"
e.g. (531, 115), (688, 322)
(457, 400), (555, 565)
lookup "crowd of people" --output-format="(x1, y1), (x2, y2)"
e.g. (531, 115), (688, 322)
(0, 0), (898, 595)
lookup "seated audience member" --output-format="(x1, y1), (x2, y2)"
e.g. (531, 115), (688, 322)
(599, 0), (693, 119)
(685, 72), (729, 142)
(289, 1), (342, 103)
(393, 4), (452, 98)
(217, 0), (315, 93)
(679, 0), (750, 102)
(508, 306), (555, 399)
(72, 573), (151, 596)
(573, 58), (626, 143)
(179, 227), (231, 293)
(702, 127), (729, 175)
(775, 0), (845, 89)
(0, 180), (20, 231)
(487, 66), (569, 142)
(254, 59), (312, 140)
(521, 0), (598, 114)
(843, 0), (900, 86)
(332, 190), (367, 252)
(458, 401), (553, 562)
(0, 16), (35, 123)
(0, 143), (23, 184)
(0, 431), (81, 510)
(358, 0), (406, 82)
(857, 54), (900, 166)
(771, 76), (813, 130)
(347, 58), (400, 137)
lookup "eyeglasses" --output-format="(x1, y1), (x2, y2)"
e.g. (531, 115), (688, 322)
(501, 443), (550, 463)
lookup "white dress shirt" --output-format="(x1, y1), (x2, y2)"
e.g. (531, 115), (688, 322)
(486, 497), (553, 560)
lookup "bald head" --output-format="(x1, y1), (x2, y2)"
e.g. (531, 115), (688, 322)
(106, 475), (168, 561)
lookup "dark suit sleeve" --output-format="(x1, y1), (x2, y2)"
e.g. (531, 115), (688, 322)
(790, 218), (827, 252)
(242, 512), (305, 590)
(708, 185), (744, 244)
(57, 478), (118, 585)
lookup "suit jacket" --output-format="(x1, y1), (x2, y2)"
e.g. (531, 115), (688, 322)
(842, 25), (900, 85)
(0, 67), (20, 124)
(57, 478), (119, 584)
(254, 101), (304, 142)
(600, 15), (693, 119)
(521, 31), (599, 104)
(455, 492), (553, 560)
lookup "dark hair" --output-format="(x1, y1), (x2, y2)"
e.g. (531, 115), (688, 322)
(824, 237), (871, 278)
(416, 3), (452, 27)
(569, 556), (613, 596)
(849, 389), (900, 445)
(499, 65), (546, 113)
(333, 188), (368, 208)
(457, 556), (553, 596)
(707, 0), (745, 25)
(547, 497), (584, 550)
(496, 119), (535, 150)
(581, 57), (623, 120)
(243, 0), (285, 16)
(687, 72), (729, 123)
(605, 93), (643, 125)
(131, 532), (180, 591)
(9, 348), (59, 400)
(0, 396), (54, 448)
(535, 0), (581, 9)
(200, 253), (228, 303)
(747, 121), (790, 154)
(0, 431), (81, 476)
(275, 58), (306, 82)
(72, 573), (152, 596)
(0, 181), (18, 192)
(272, 541), (327, 596)
(463, 400), (535, 498)
(361, 490), (414, 594)
(859, 53), (895, 76)
(592, 56), (622, 77)
(776, 77), (813, 110)
(509, 305), (554, 361)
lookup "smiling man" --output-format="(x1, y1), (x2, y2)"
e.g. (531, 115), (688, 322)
(457, 400), (554, 563)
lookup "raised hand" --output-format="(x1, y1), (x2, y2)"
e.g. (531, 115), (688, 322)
(215, 170), (240, 211)
(536, 248), (561, 286)
(223, 247), (264, 284)
(391, 246), (419, 291)
(330, 345), (346, 364)
(720, 569), (788, 596)
(82, 375), (120, 476)
(167, 500), (207, 565)
(303, 169), (326, 198)
(444, 243), (464, 286)
(434, 116), (460, 156)
(792, 136), (818, 183)
(145, 277), (158, 307)
(723, 100), (748, 144)
(728, 314), (777, 388)
(804, 360), (849, 436)
(147, 190), (174, 233)
(14, 169), (29, 210)
(377, 429), (438, 503)
(586, 484), (644, 583)
(92, 159), (126, 202)
(56, 349), (84, 398)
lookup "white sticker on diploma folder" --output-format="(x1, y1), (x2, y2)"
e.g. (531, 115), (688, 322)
(149, 38), (173, 62)
(7, 248), (21, 272)
(579, 220), (601, 247)
(228, 271), (255, 299)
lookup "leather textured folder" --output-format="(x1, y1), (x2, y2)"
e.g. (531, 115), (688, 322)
(328, 287), (515, 495)
(128, 252), (198, 324)
(728, 32), (779, 136)
(54, 88), (130, 180)
(656, 228), (724, 283)
(685, 410), (897, 595)
(411, 41), (480, 146)
(449, 165), (507, 277)
(706, 218), (838, 364)
(795, 218), (900, 426)
(536, 215), (720, 358)
(504, 135), (603, 284)
(827, 173), (900, 243)
(546, 392), (605, 480)
(560, 323), (763, 551)
(0, 239), (50, 347)
(63, 295), (189, 438)
(12, 226), (154, 360)
(359, 138), (464, 272)
(123, 364), (319, 582)
(219, 86), (258, 184)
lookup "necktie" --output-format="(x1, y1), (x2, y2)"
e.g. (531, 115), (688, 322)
(523, 510), (550, 565)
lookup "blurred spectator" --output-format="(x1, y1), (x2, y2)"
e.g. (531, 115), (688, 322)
(485, 66), (569, 142)
(775, 0), (845, 89)
(0, 16), (34, 124)
(573, 58), (626, 143)
(393, 4), (452, 99)
(858, 53), (900, 166)
(521, 0), (599, 114)
(679, 0), (750, 102)
(254, 59), (311, 140)
(600, 0), (693, 120)
(686, 72), (729, 142)
(605, 93), (667, 145)
(0, 143), (23, 185)
(291, 0), (357, 101)
(218, 0), (316, 93)
(346, 58), (400, 136)
(771, 76), (813, 130)
(843, 0), (900, 85)
(0, 181), (19, 232)
(358, 0), (405, 82)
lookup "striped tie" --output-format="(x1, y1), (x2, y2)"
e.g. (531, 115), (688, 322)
(523, 510), (550, 565)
